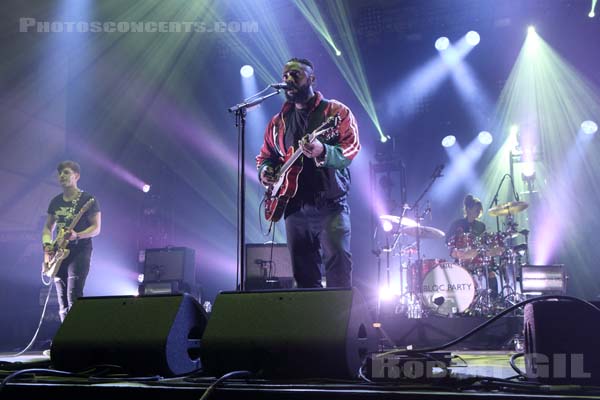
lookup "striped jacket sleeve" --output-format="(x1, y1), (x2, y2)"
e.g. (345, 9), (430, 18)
(256, 115), (281, 179)
(316, 101), (360, 169)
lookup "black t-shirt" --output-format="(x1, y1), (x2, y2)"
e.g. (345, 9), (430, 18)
(47, 191), (100, 249)
(446, 217), (486, 244)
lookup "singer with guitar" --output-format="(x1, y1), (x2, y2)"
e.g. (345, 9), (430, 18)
(42, 161), (101, 322)
(256, 58), (360, 288)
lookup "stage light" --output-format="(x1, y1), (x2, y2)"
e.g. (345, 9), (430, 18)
(435, 36), (450, 51)
(379, 286), (394, 302)
(441, 135), (456, 148)
(335, 49), (342, 56)
(142, 184), (151, 193)
(466, 31), (480, 46)
(590, 11), (596, 18)
(581, 120), (598, 135)
(478, 131), (493, 145)
(527, 26), (536, 35)
(240, 65), (254, 78)
(138, 273), (145, 283)
(380, 135), (391, 143)
(522, 161), (536, 177)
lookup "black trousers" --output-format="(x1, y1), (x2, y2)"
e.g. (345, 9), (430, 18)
(54, 246), (92, 322)
(284, 199), (352, 288)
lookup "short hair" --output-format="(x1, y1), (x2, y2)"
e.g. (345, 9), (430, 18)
(286, 57), (314, 71)
(57, 160), (81, 175)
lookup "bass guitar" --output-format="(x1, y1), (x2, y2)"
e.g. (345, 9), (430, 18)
(42, 198), (95, 278)
(264, 114), (340, 222)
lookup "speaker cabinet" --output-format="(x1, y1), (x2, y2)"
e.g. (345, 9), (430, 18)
(246, 243), (295, 290)
(524, 300), (600, 384)
(201, 288), (376, 379)
(51, 294), (208, 376)
(144, 247), (195, 283)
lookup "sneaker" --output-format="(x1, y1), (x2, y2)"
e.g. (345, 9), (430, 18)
(42, 349), (51, 357)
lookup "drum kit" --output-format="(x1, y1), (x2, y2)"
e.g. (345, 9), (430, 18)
(378, 200), (530, 318)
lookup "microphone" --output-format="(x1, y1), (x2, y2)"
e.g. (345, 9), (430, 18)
(270, 82), (291, 90)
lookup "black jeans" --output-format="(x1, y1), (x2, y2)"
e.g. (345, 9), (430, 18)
(284, 198), (352, 288)
(54, 246), (92, 322)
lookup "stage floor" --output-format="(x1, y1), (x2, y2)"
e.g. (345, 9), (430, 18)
(2, 351), (599, 400)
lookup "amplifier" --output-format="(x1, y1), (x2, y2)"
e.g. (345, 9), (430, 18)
(245, 243), (294, 281)
(143, 247), (195, 283)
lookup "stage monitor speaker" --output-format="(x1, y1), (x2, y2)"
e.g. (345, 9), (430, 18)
(51, 294), (208, 376)
(524, 300), (600, 384)
(201, 288), (376, 379)
(144, 247), (195, 283)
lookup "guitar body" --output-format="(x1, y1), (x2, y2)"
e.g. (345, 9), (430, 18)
(265, 148), (303, 222)
(43, 247), (70, 278)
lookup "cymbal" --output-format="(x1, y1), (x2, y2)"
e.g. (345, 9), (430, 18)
(379, 214), (417, 227)
(403, 225), (446, 239)
(488, 201), (529, 217)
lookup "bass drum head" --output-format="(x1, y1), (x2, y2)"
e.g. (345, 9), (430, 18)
(422, 263), (476, 315)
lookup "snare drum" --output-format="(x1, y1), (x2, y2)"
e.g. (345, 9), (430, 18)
(422, 262), (476, 314)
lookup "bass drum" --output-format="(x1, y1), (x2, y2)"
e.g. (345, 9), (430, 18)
(422, 263), (476, 315)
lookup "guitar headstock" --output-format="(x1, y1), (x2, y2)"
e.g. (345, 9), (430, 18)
(315, 113), (341, 142)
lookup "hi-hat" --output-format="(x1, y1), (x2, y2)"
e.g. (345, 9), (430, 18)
(403, 225), (445, 239)
(488, 201), (529, 217)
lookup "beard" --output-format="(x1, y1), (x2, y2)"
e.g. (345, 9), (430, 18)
(284, 83), (312, 104)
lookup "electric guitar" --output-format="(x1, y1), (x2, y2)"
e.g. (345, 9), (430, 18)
(42, 198), (95, 278)
(264, 114), (340, 222)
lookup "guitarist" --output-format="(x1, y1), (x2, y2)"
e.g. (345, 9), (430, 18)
(256, 58), (360, 288)
(42, 161), (101, 322)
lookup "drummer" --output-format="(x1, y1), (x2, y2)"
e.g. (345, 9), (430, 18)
(446, 194), (486, 262)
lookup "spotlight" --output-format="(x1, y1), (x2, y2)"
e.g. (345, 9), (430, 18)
(240, 65), (254, 78)
(137, 273), (145, 283)
(589, 11), (595, 18)
(379, 286), (394, 302)
(466, 30), (480, 46)
(478, 130), (493, 145)
(527, 26), (536, 35)
(435, 36), (450, 51)
(380, 135), (391, 143)
(142, 184), (151, 193)
(522, 161), (535, 177)
(441, 135), (456, 148)
(335, 49), (342, 56)
(581, 120), (598, 135)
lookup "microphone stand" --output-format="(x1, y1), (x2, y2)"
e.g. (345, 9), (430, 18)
(406, 165), (444, 318)
(228, 88), (282, 291)
(489, 174), (510, 233)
